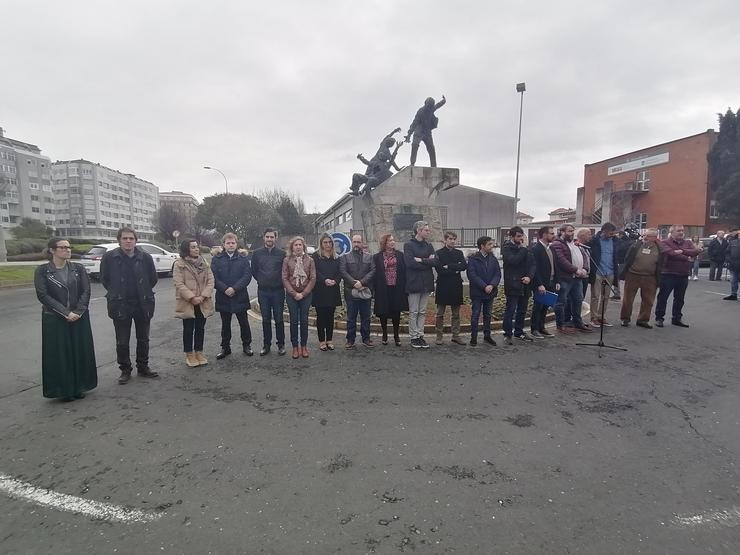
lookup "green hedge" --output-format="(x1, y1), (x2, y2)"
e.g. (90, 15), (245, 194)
(5, 239), (48, 256)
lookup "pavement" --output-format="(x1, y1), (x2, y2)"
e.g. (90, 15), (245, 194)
(0, 272), (739, 554)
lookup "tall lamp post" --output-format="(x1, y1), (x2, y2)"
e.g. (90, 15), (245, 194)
(513, 82), (526, 223)
(203, 166), (229, 194)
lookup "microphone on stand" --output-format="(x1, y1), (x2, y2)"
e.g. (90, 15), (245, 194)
(574, 240), (591, 249)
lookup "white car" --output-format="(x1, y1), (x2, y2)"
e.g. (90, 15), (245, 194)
(80, 242), (180, 279)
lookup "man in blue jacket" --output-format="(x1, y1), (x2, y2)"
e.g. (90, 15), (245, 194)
(587, 222), (619, 327)
(250, 228), (287, 356)
(466, 236), (501, 346)
(211, 233), (253, 359)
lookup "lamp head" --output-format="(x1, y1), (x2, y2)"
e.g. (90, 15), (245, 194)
(516, 82), (526, 93)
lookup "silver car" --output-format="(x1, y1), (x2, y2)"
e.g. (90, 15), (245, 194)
(80, 242), (179, 279)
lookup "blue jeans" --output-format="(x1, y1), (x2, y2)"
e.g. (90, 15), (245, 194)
(654, 274), (688, 322)
(346, 298), (371, 342)
(258, 288), (285, 347)
(286, 294), (312, 347)
(555, 280), (584, 327)
(503, 294), (528, 337)
(470, 297), (493, 339)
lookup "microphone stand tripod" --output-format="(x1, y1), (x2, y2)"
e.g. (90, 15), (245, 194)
(575, 245), (627, 358)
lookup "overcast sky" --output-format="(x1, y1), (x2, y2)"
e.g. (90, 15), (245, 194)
(2, 0), (738, 220)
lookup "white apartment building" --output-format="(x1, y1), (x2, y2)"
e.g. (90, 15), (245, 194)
(52, 159), (159, 240)
(0, 127), (54, 228)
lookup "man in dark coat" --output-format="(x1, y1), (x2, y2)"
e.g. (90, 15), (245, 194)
(529, 225), (559, 339)
(708, 231), (728, 281)
(100, 227), (159, 384)
(723, 228), (740, 300)
(339, 234), (376, 348)
(211, 232), (253, 359)
(501, 226), (536, 344)
(250, 228), (287, 356)
(466, 236), (501, 346)
(434, 231), (467, 345)
(404, 220), (438, 349)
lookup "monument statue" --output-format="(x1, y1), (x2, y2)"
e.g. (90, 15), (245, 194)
(404, 95), (446, 167)
(350, 128), (405, 196)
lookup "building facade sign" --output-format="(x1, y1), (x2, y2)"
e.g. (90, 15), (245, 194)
(607, 152), (669, 176)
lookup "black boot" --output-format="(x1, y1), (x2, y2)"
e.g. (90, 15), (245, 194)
(243, 344), (254, 356)
(216, 347), (232, 360)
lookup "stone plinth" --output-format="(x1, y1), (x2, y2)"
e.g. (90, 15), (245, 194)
(352, 166), (460, 252)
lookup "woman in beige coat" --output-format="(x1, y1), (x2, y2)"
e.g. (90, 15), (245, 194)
(173, 239), (215, 367)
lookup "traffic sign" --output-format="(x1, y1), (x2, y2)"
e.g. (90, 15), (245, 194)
(331, 232), (351, 256)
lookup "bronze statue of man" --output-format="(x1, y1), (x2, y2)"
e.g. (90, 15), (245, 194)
(404, 95), (446, 167)
(350, 128), (404, 196)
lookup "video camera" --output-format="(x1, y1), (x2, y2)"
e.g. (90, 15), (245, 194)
(623, 225), (640, 240)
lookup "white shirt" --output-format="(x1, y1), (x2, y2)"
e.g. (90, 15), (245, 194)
(566, 241), (585, 271)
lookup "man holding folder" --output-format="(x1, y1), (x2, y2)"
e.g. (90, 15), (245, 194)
(530, 226), (559, 338)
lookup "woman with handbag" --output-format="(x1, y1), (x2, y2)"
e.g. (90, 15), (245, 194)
(282, 236), (316, 358)
(373, 234), (408, 346)
(311, 233), (342, 351)
(173, 239), (215, 367)
(34, 237), (97, 401)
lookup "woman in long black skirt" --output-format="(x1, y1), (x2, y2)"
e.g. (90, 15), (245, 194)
(34, 238), (97, 401)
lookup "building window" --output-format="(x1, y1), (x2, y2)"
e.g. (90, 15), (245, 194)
(42, 184), (52, 191)
(45, 209), (53, 214)
(439, 206), (448, 228)
(635, 170), (650, 191)
(29, 182), (39, 190)
(31, 195), (39, 201)
(710, 201), (719, 219)
(32, 207), (40, 213)
(633, 213), (648, 228)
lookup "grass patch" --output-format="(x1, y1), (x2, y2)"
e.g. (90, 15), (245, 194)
(0, 266), (37, 286)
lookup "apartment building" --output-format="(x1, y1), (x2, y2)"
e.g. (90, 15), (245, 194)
(52, 159), (159, 240)
(159, 190), (199, 231)
(0, 127), (54, 228)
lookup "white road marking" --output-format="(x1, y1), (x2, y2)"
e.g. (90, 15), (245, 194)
(0, 473), (161, 523)
(703, 291), (727, 296)
(672, 506), (740, 529)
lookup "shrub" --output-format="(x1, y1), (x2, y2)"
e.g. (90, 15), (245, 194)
(8, 252), (47, 262)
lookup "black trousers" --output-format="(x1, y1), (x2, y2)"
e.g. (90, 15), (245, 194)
(113, 312), (151, 371)
(183, 306), (206, 352)
(315, 306), (336, 342)
(530, 302), (549, 333)
(219, 311), (252, 348)
(379, 312), (401, 339)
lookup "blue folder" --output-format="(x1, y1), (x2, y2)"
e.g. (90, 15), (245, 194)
(534, 290), (558, 307)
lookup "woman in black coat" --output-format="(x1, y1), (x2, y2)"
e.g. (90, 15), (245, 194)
(311, 233), (342, 351)
(373, 234), (409, 346)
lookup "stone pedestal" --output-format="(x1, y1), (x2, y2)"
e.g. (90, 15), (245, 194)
(351, 166), (460, 252)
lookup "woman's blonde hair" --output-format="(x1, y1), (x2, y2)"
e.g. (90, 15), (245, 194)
(287, 236), (306, 255)
(318, 232), (336, 258)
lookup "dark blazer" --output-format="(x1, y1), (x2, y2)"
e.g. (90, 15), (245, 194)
(708, 237), (728, 263)
(530, 241), (556, 290)
(620, 241), (663, 281)
(311, 253), (342, 308)
(34, 262), (91, 318)
(434, 246), (467, 306)
(100, 247), (157, 320)
(502, 240), (536, 296)
(339, 249), (376, 300)
(373, 250), (409, 316)
(726, 235), (740, 272)
(403, 238), (437, 294)
(466, 251), (501, 299)
(587, 232), (619, 283)
(211, 251), (252, 313)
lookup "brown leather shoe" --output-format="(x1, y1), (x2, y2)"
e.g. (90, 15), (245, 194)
(118, 370), (132, 384)
(292, 346), (300, 359)
(301, 346), (309, 358)
(195, 352), (208, 366)
(185, 352), (199, 367)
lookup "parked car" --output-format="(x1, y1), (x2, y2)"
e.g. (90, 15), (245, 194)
(80, 242), (180, 279)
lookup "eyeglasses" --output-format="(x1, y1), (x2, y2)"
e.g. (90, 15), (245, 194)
(55, 246), (72, 250)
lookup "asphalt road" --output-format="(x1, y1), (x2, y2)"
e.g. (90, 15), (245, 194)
(0, 272), (739, 554)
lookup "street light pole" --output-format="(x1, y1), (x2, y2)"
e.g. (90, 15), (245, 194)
(203, 166), (229, 194)
(513, 82), (526, 222)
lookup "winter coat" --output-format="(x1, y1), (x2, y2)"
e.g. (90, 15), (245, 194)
(250, 246), (286, 290)
(434, 247), (466, 306)
(339, 249), (376, 300)
(211, 251), (252, 313)
(173, 257), (215, 319)
(34, 262), (91, 319)
(100, 247), (158, 320)
(311, 253), (342, 308)
(281, 255), (317, 298)
(616, 236), (636, 265)
(403, 237), (437, 294)
(373, 250), (410, 316)
(620, 241), (663, 281)
(725, 235), (740, 272)
(501, 240), (536, 297)
(466, 251), (501, 300)
(587, 232), (618, 282)
(550, 238), (590, 284)
(708, 237), (728, 263)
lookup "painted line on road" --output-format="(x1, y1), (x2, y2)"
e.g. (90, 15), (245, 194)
(0, 473), (161, 523)
(672, 506), (740, 529)
(703, 291), (727, 296)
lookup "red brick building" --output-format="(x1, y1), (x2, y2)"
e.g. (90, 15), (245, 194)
(577, 130), (722, 237)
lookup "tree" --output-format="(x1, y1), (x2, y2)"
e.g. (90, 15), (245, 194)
(195, 193), (277, 247)
(152, 205), (187, 243)
(708, 107), (740, 221)
(257, 187), (306, 236)
(12, 217), (53, 239)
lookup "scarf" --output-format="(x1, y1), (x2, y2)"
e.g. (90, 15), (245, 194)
(383, 249), (397, 286)
(186, 255), (207, 275)
(292, 254), (308, 289)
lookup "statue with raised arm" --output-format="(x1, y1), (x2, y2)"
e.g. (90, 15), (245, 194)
(404, 95), (446, 167)
(350, 128), (405, 196)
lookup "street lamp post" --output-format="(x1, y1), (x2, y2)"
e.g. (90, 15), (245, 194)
(203, 166), (229, 194)
(513, 82), (526, 222)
